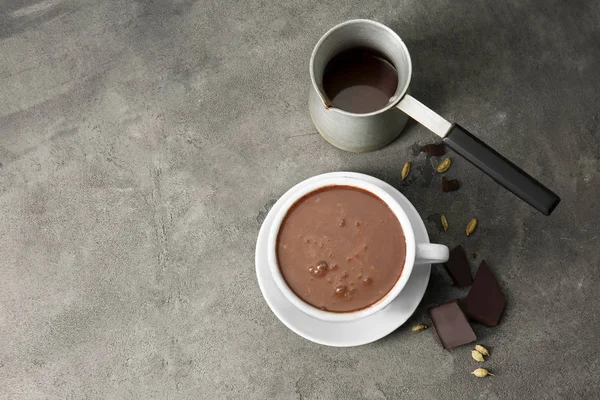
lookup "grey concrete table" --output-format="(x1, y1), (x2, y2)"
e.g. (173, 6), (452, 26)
(1, 0), (598, 399)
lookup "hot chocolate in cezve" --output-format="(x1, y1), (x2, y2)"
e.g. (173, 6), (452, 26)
(323, 48), (398, 114)
(276, 186), (406, 312)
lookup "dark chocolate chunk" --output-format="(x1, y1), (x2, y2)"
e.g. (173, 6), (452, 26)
(443, 245), (473, 287)
(428, 300), (477, 349)
(442, 176), (460, 192)
(421, 143), (446, 156)
(464, 261), (505, 327)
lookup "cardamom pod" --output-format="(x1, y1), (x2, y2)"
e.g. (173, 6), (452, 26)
(466, 218), (477, 236)
(436, 157), (451, 173)
(411, 324), (428, 332)
(471, 350), (485, 362)
(471, 368), (494, 377)
(441, 215), (449, 232)
(402, 162), (411, 181)
(475, 345), (489, 356)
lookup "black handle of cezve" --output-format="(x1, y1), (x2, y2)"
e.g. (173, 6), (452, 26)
(443, 124), (560, 215)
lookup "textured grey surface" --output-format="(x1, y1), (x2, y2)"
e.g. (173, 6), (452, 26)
(0, 0), (599, 399)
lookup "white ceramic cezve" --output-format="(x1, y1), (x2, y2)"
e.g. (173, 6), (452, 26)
(309, 19), (417, 152)
(267, 177), (449, 323)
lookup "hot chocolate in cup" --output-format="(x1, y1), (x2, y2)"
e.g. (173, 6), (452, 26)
(268, 176), (449, 322)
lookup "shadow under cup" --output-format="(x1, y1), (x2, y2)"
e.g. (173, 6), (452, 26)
(310, 20), (412, 116)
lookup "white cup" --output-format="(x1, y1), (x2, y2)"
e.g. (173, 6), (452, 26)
(268, 176), (449, 322)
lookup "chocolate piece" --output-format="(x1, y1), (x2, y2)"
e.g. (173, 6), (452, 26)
(421, 143), (446, 156)
(443, 246), (473, 287)
(442, 176), (460, 192)
(428, 300), (477, 349)
(464, 261), (505, 327)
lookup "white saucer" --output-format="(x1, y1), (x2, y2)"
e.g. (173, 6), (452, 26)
(255, 172), (431, 347)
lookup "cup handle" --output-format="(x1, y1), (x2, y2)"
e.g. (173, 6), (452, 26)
(415, 243), (449, 265)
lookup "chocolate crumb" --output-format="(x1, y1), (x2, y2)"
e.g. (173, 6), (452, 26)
(442, 176), (460, 192)
(421, 143), (446, 156)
